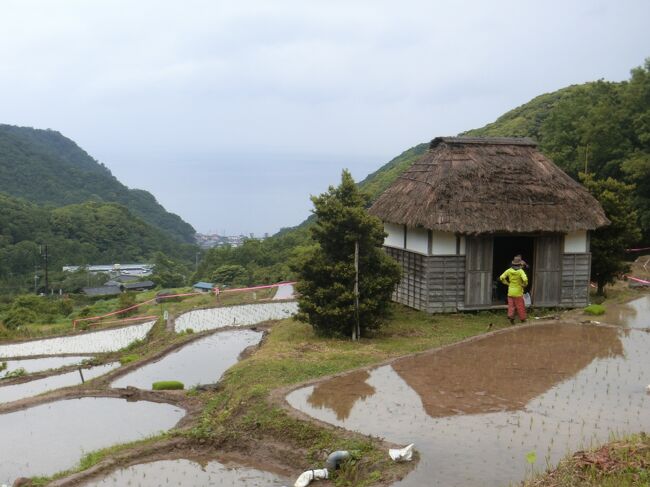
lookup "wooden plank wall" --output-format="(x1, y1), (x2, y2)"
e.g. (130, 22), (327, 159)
(385, 247), (428, 311)
(560, 253), (591, 307)
(464, 236), (494, 308)
(385, 247), (465, 313)
(426, 256), (465, 313)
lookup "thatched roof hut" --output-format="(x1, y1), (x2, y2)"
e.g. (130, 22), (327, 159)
(368, 137), (609, 313)
(368, 137), (609, 235)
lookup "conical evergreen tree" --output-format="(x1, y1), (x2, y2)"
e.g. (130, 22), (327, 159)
(295, 170), (401, 338)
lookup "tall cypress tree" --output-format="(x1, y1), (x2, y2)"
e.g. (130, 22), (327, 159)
(295, 170), (401, 338)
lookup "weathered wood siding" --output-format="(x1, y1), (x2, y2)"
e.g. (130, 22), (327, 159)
(385, 248), (465, 312)
(426, 256), (465, 313)
(464, 236), (493, 308)
(534, 235), (563, 306)
(385, 247), (428, 311)
(560, 253), (591, 307)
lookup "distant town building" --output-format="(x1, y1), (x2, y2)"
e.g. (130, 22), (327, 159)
(62, 263), (153, 276)
(195, 233), (268, 249)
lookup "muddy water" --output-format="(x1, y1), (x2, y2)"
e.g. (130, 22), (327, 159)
(112, 330), (262, 389)
(602, 295), (650, 328)
(83, 458), (290, 486)
(0, 397), (185, 485)
(287, 324), (650, 487)
(2, 356), (89, 375)
(0, 363), (119, 404)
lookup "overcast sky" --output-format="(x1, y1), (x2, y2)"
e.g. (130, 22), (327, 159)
(1, 1), (649, 235)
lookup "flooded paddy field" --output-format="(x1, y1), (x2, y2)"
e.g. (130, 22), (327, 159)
(0, 321), (155, 358)
(112, 329), (262, 389)
(174, 302), (298, 333)
(0, 397), (185, 485)
(1, 355), (89, 375)
(82, 457), (291, 486)
(603, 294), (650, 329)
(0, 363), (119, 404)
(287, 321), (650, 486)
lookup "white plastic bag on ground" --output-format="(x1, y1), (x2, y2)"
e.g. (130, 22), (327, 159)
(389, 443), (414, 462)
(293, 468), (328, 487)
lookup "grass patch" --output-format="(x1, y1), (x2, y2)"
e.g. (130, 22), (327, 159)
(119, 353), (140, 365)
(152, 380), (184, 390)
(523, 433), (650, 487)
(584, 304), (606, 316)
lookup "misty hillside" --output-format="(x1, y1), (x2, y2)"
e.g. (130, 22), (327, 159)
(0, 124), (196, 243)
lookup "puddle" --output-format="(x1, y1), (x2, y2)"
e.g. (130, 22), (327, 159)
(603, 295), (650, 328)
(287, 323), (650, 487)
(1, 356), (89, 375)
(0, 321), (155, 358)
(0, 363), (119, 404)
(175, 302), (298, 333)
(82, 458), (290, 486)
(0, 397), (185, 485)
(112, 330), (262, 389)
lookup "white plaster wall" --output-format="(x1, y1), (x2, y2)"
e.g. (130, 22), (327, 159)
(384, 222), (404, 248)
(406, 227), (429, 254)
(431, 231), (457, 255)
(564, 230), (587, 253)
(458, 236), (466, 255)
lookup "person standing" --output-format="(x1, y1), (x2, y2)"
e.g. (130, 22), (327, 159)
(500, 255), (529, 324)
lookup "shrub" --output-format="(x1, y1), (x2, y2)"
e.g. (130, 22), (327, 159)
(152, 380), (184, 390)
(584, 304), (606, 315)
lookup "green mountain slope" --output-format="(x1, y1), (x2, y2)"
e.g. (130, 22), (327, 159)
(0, 124), (196, 242)
(0, 192), (193, 285)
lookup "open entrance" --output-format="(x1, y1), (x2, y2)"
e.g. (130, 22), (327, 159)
(492, 236), (534, 304)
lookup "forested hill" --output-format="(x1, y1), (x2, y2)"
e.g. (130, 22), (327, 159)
(0, 192), (194, 286)
(0, 124), (196, 242)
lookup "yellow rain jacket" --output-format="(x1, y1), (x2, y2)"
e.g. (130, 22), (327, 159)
(499, 267), (528, 297)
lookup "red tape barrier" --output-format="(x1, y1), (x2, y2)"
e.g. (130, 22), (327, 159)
(626, 275), (650, 285)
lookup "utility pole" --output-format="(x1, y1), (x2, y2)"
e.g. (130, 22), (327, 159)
(43, 244), (49, 295)
(353, 239), (360, 341)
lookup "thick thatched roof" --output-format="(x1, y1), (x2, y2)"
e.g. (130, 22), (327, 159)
(369, 137), (609, 234)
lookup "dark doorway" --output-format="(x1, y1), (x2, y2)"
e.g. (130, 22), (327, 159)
(492, 236), (534, 304)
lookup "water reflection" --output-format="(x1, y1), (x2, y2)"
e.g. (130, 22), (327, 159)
(0, 397), (185, 485)
(0, 363), (119, 404)
(1, 356), (89, 375)
(604, 295), (650, 329)
(287, 324), (650, 487)
(112, 330), (262, 389)
(308, 370), (375, 420)
(83, 458), (290, 486)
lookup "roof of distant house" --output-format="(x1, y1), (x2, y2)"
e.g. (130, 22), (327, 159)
(122, 280), (155, 290)
(193, 281), (214, 289)
(82, 285), (121, 297)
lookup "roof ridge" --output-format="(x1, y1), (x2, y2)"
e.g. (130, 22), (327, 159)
(430, 136), (537, 149)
